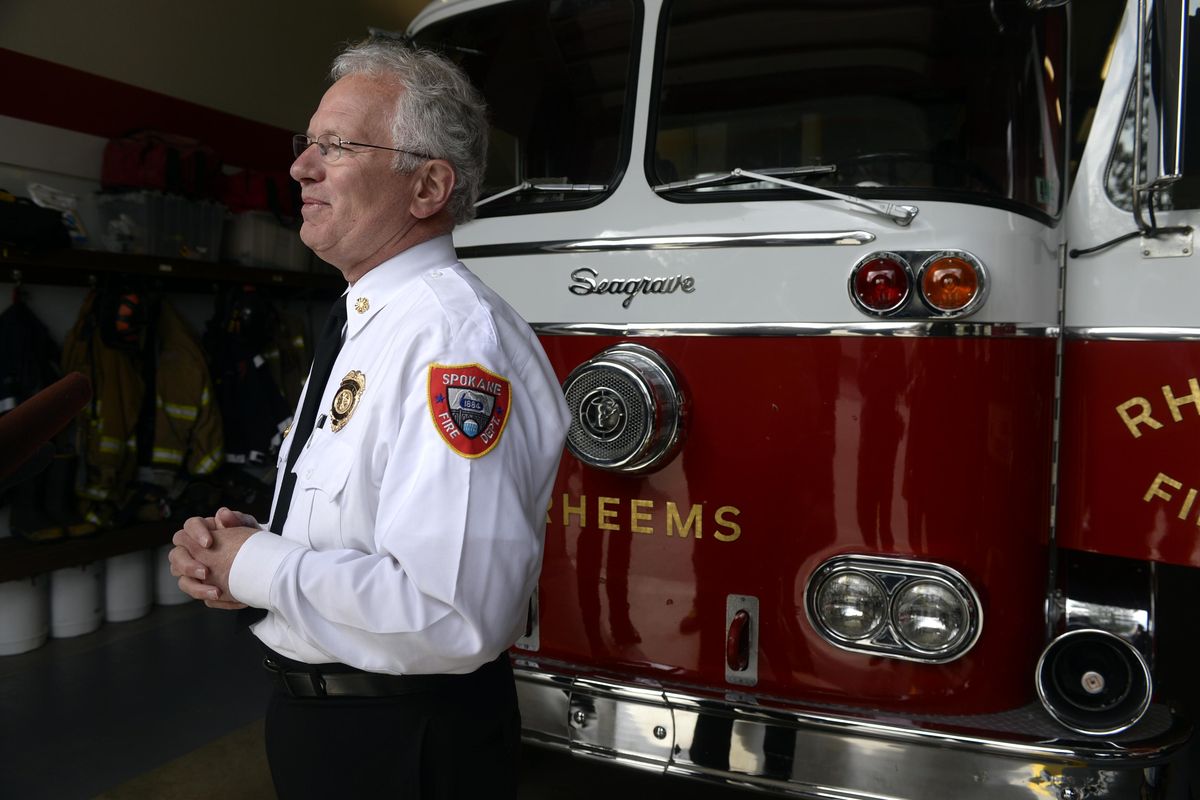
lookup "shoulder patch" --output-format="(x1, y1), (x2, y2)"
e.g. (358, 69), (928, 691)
(427, 363), (511, 458)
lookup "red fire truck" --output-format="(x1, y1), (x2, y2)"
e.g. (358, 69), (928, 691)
(409, 0), (1197, 796)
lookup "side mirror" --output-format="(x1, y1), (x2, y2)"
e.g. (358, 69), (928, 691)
(1148, 0), (1189, 186)
(1132, 0), (1190, 229)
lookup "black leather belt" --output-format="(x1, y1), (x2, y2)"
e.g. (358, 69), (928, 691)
(262, 654), (502, 698)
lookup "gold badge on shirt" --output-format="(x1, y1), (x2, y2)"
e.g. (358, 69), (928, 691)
(330, 370), (366, 432)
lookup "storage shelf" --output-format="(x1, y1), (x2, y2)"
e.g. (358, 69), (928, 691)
(0, 494), (272, 582)
(1, 246), (343, 294)
(0, 522), (175, 583)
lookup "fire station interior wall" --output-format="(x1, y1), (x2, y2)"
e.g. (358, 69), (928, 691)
(0, 114), (222, 340)
(0, 0), (425, 132)
(0, 0), (432, 341)
(0, 111), (325, 352)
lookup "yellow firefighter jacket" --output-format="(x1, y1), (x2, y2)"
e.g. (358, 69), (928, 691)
(62, 291), (223, 526)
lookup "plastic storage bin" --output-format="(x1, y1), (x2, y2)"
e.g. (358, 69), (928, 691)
(223, 211), (310, 271)
(0, 575), (50, 656)
(49, 562), (104, 638)
(98, 190), (224, 261)
(104, 550), (153, 623)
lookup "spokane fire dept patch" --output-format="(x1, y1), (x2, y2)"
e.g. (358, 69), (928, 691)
(428, 363), (512, 458)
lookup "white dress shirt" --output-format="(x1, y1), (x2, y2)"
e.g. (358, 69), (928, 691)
(229, 235), (569, 675)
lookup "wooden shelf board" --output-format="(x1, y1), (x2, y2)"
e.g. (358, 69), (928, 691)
(0, 522), (174, 583)
(1, 247), (342, 294)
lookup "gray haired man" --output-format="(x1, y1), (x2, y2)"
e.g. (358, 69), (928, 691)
(170, 40), (569, 798)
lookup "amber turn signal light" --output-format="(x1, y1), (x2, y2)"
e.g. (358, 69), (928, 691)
(918, 252), (986, 316)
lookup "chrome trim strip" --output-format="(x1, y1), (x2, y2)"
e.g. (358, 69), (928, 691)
(533, 321), (1059, 338)
(512, 662), (1192, 799)
(456, 230), (875, 258)
(1068, 326), (1200, 341)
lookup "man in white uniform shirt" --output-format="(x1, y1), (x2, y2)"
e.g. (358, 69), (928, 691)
(169, 40), (569, 798)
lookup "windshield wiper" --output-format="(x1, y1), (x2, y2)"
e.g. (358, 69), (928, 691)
(652, 164), (836, 192)
(654, 166), (918, 227)
(475, 181), (608, 208)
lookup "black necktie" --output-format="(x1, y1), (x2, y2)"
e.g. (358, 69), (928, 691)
(269, 296), (348, 534)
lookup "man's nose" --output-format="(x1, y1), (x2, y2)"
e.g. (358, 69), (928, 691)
(290, 143), (323, 182)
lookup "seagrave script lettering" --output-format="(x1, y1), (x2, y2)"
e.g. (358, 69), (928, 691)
(569, 267), (696, 308)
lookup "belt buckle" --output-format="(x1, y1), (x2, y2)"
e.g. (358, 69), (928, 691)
(284, 671), (327, 698)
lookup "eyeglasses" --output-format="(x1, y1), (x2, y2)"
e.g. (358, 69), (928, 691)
(293, 133), (434, 163)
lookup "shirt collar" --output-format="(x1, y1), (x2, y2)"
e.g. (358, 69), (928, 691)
(340, 235), (457, 339)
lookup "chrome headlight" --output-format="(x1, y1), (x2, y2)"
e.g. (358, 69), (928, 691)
(814, 572), (887, 641)
(806, 555), (983, 663)
(893, 579), (970, 653)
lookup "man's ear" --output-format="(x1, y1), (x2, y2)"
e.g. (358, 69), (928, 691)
(409, 160), (456, 220)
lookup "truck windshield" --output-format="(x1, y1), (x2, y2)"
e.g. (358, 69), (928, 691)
(413, 0), (639, 217)
(651, 0), (1068, 220)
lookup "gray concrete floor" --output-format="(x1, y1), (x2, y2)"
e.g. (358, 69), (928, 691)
(0, 601), (267, 799)
(0, 600), (760, 800)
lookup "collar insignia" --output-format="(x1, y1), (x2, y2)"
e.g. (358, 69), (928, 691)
(354, 297), (369, 314)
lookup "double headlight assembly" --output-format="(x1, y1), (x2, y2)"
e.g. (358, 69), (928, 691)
(806, 555), (983, 663)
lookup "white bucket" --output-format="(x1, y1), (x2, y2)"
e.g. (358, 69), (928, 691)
(0, 575), (50, 656)
(154, 543), (192, 605)
(50, 562), (104, 638)
(104, 550), (153, 622)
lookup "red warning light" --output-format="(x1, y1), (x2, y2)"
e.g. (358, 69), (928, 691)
(851, 254), (911, 314)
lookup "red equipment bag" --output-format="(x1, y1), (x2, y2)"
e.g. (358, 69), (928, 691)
(101, 131), (222, 198)
(220, 169), (299, 220)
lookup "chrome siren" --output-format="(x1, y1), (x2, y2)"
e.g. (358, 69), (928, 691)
(562, 344), (686, 473)
(1035, 629), (1152, 735)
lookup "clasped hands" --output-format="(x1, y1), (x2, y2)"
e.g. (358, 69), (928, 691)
(168, 507), (260, 609)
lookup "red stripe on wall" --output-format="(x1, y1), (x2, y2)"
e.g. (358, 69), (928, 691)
(0, 48), (293, 173)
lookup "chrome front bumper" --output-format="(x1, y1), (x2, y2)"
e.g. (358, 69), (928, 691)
(513, 659), (1193, 799)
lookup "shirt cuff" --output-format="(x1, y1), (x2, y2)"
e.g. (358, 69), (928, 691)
(228, 531), (304, 609)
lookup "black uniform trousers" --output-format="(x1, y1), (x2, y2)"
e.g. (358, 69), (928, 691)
(262, 651), (521, 799)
